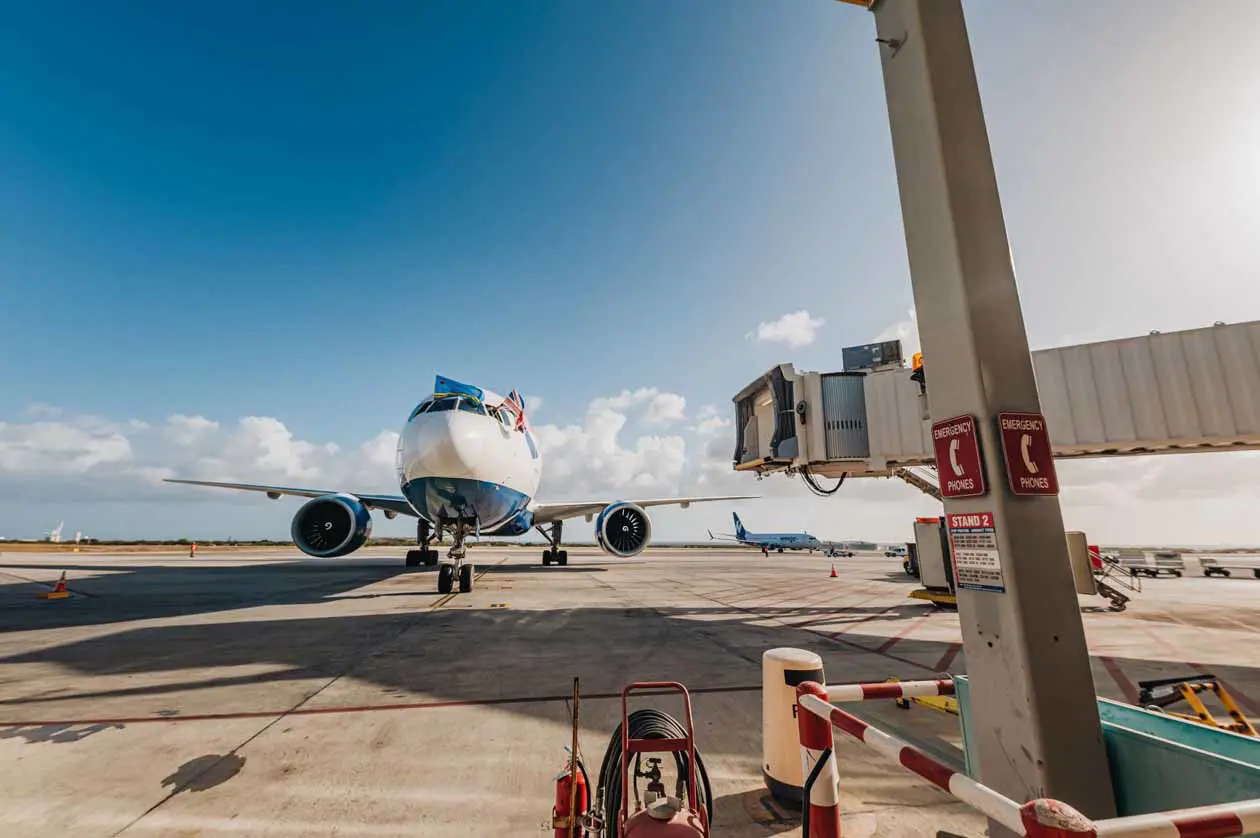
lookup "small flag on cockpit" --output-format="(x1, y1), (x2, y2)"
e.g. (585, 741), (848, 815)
(503, 390), (527, 431)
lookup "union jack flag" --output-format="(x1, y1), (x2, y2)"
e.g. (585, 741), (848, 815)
(503, 390), (528, 431)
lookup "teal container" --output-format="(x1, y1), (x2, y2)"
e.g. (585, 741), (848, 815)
(954, 675), (1260, 826)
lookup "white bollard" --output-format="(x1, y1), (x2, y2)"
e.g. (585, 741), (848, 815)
(762, 647), (825, 807)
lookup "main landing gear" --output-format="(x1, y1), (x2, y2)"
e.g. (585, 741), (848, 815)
(539, 521), (568, 566)
(404, 520), (440, 568)
(437, 520), (476, 595)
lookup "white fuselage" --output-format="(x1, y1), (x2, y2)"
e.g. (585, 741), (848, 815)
(395, 390), (542, 535)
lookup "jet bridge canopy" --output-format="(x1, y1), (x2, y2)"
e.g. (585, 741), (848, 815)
(733, 320), (1260, 479)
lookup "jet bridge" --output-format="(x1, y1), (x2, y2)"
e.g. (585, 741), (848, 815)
(732, 319), (1260, 481)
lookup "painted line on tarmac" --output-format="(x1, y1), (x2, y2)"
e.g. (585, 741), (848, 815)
(691, 588), (940, 674)
(933, 643), (963, 673)
(1099, 656), (1140, 704)
(429, 559), (505, 610)
(875, 612), (938, 654)
(0, 683), (760, 728)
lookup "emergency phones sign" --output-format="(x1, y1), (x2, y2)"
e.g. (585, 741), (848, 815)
(997, 412), (1059, 496)
(931, 415), (986, 498)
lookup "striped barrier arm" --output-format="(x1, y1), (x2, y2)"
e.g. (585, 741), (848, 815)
(798, 684), (1260, 838)
(1093, 799), (1260, 837)
(799, 690), (1027, 834)
(825, 678), (955, 703)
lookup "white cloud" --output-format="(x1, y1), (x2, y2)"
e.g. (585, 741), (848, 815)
(532, 396), (687, 498)
(874, 307), (920, 358)
(0, 419), (132, 475)
(164, 414), (220, 446)
(691, 405), (731, 435)
(643, 392), (686, 425)
(749, 310), (825, 348)
(589, 387), (686, 426)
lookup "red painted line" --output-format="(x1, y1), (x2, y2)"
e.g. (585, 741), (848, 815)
(875, 612), (936, 654)
(1100, 656), (1140, 704)
(899, 747), (956, 792)
(0, 683), (761, 728)
(1173, 811), (1244, 837)
(933, 644), (963, 673)
(828, 604), (903, 640)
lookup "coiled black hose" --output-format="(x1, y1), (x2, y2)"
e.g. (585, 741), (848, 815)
(595, 708), (714, 837)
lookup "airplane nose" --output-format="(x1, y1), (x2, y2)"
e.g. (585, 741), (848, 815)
(402, 411), (485, 482)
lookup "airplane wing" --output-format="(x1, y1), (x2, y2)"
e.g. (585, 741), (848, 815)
(531, 496), (756, 526)
(708, 530), (741, 542)
(163, 479), (417, 518)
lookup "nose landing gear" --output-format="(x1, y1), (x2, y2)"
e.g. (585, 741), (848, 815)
(436, 519), (476, 594)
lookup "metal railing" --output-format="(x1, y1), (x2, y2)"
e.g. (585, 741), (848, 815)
(795, 679), (1260, 838)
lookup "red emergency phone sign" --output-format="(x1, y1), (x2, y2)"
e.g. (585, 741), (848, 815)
(997, 412), (1059, 496)
(931, 415), (986, 498)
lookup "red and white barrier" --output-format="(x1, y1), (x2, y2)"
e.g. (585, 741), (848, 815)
(796, 682), (841, 838)
(795, 681), (1260, 838)
(825, 678), (954, 703)
(1094, 799), (1260, 837)
(799, 691), (1026, 834)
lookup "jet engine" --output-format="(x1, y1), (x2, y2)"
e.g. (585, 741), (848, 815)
(595, 502), (652, 558)
(291, 494), (372, 558)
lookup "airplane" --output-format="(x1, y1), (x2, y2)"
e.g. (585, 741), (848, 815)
(166, 376), (753, 594)
(707, 512), (823, 553)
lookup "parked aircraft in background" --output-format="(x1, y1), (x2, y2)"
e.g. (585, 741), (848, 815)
(167, 376), (752, 594)
(708, 512), (822, 553)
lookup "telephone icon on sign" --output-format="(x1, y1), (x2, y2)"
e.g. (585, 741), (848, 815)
(948, 438), (964, 477)
(1020, 434), (1038, 474)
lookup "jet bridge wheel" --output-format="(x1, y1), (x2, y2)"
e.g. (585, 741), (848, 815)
(438, 564), (454, 594)
(459, 564), (474, 593)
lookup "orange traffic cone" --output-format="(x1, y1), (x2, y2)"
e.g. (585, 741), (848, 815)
(38, 571), (70, 600)
(830, 564), (838, 578)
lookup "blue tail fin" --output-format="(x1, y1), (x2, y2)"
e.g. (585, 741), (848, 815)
(733, 512), (747, 540)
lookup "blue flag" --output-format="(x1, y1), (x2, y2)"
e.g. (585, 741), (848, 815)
(434, 375), (484, 402)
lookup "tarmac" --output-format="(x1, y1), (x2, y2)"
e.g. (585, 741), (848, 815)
(1, 546), (1258, 837)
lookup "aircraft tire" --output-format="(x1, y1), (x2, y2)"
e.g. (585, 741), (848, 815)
(459, 564), (474, 593)
(424, 550), (438, 566)
(543, 551), (552, 566)
(438, 565), (454, 594)
(405, 550), (422, 567)
(558, 550), (568, 566)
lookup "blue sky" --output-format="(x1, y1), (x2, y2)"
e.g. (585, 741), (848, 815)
(2, 1), (1259, 543)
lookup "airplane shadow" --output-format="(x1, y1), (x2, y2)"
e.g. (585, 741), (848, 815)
(0, 555), (605, 632)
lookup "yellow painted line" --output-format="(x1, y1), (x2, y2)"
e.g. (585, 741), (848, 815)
(429, 557), (509, 610)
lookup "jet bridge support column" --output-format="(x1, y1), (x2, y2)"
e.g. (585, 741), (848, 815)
(864, 0), (1115, 829)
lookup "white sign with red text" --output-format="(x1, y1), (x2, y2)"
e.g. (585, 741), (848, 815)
(946, 511), (1005, 593)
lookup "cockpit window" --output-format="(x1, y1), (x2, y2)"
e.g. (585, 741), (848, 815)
(457, 397), (485, 415)
(409, 398), (433, 420)
(427, 397), (459, 413)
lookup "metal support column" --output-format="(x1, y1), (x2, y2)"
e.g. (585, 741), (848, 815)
(865, 0), (1115, 827)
